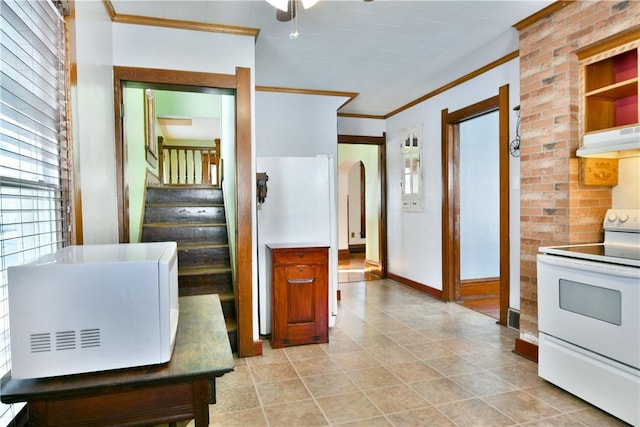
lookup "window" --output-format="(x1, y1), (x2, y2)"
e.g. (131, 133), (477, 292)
(0, 0), (70, 422)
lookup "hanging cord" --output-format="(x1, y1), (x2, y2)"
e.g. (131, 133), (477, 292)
(510, 105), (521, 158)
(290, 0), (299, 38)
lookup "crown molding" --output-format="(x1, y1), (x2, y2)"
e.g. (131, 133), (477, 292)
(103, 0), (259, 39)
(337, 112), (385, 120)
(385, 50), (519, 119)
(513, 1), (573, 31)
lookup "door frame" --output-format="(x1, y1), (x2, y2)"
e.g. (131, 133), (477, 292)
(337, 133), (388, 278)
(113, 66), (256, 356)
(441, 85), (510, 325)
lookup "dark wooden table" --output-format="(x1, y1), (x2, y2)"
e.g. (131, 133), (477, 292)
(1, 294), (234, 426)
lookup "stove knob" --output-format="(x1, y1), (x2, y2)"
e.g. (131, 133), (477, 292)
(607, 212), (618, 222)
(619, 213), (629, 223)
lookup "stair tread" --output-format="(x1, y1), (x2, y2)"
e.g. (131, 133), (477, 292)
(218, 291), (235, 302)
(144, 222), (226, 228)
(179, 265), (232, 275)
(178, 242), (229, 250)
(225, 317), (237, 332)
(148, 184), (221, 188)
(146, 202), (224, 207)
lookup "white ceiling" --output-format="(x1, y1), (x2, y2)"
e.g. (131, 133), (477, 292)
(111, 0), (553, 117)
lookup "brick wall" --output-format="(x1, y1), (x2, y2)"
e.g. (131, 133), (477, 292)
(517, 1), (640, 344)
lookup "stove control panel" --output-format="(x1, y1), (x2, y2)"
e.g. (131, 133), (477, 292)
(604, 209), (640, 232)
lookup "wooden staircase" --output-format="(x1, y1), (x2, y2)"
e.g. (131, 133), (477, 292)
(141, 185), (237, 353)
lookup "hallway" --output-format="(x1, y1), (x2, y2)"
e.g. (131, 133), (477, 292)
(205, 279), (624, 426)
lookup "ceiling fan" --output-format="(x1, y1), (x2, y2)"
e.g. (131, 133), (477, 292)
(267, 0), (318, 22)
(267, 0), (373, 22)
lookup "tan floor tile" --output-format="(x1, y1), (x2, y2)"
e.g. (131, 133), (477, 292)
(263, 399), (329, 426)
(330, 350), (382, 370)
(520, 413), (587, 427)
(568, 406), (631, 426)
(316, 391), (382, 425)
(524, 383), (594, 413)
(483, 390), (560, 423)
(284, 343), (328, 360)
(488, 363), (546, 388)
(386, 406), (456, 426)
(209, 385), (260, 414)
(458, 348), (526, 369)
(365, 384), (430, 414)
(303, 371), (359, 397)
(321, 336), (363, 354)
(365, 345), (418, 365)
(386, 329), (432, 345)
(425, 355), (480, 376)
(346, 366), (402, 390)
(245, 346), (288, 366)
(403, 341), (454, 360)
(411, 378), (475, 406)
(387, 360), (442, 383)
(353, 332), (397, 349)
(334, 415), (392, 426)
(216, 365), (253, 390)
(209, 407), (268, 426)
(291, 355), (341, 377)
(449, 371), (517, 396)
(256, 378), (311, 406)
(249, 361), (298, 384)
(437, 397), (516, 426)
(438, 337), (491, 354)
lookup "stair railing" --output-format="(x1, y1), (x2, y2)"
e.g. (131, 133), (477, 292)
(158, 138), (221, 186)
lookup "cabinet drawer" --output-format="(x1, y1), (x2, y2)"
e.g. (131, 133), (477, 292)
(271, 248), (328, 266)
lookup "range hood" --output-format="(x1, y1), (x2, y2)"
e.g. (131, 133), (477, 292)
(577, 125), (640, 158)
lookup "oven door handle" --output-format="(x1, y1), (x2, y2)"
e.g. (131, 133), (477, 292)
(538, 254), (639, 279)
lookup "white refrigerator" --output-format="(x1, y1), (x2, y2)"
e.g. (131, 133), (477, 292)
(257, 155), (338, 336)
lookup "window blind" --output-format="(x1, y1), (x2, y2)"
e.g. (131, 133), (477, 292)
(0, 0), (70, 423)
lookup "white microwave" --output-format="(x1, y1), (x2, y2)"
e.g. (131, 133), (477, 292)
(7, 242), (179, 379)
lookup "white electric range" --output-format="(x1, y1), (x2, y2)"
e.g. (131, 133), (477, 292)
(537, 208), (640, 426)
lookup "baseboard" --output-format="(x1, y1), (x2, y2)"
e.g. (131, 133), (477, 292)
(252, 339), (263, 356)
(387, 272), (443, 300)
(349, 244), (365, 253)
(338, 249), (350, 260)
(513, 337), (538, 362)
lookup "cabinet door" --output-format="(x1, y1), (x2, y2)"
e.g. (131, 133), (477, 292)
(271, 252), (328, 348)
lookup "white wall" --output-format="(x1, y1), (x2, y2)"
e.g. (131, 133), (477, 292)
(338, 117), (385, 136)
(72, 0), (117, 244)
(385, 58), (522, 309)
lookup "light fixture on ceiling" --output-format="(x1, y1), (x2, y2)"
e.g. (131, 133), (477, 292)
(266, 0), (319, 38)
(266, 0), (318, 12)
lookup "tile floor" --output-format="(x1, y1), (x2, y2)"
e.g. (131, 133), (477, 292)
(202, 279), (629, 426)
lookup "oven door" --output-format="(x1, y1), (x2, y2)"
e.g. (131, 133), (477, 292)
(537, 253), (640, 369)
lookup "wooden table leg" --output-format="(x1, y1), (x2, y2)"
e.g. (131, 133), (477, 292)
(192, 379), (211, 426)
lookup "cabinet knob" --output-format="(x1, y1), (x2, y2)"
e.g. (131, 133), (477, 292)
(297, 252), (304, 258)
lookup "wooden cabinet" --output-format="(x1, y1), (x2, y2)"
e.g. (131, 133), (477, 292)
(579, 37), (639, 135)
(267, 244), (329, 348)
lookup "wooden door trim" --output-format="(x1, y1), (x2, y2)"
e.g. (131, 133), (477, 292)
(337, 133), (387, 278)
(113, 65), (255, 356)
(441, 85), (510, 325)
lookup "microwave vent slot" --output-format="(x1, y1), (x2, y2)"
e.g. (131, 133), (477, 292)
(55, 330), (76, 351)
(80, 328), (101, 348)
(29, 333), (51, 353)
